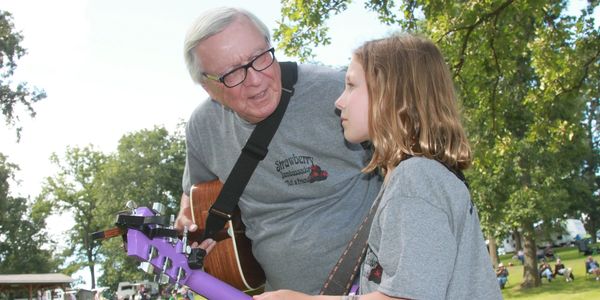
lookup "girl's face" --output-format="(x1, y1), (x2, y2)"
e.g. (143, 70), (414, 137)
(335, 58), (370, 144)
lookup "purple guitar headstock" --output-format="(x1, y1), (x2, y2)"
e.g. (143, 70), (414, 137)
(123, 205), (251, 300)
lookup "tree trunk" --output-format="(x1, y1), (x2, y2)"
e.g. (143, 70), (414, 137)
(86, 241), (96, 289)
(487, 234), (499, 267)
(514, 229), (523, 251)
(88, 262), (96, 289)
(521, 220), (541, 288)
(584, 218), (598, 244)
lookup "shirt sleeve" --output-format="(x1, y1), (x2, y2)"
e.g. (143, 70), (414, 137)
(182, 115), (218, 195)
(375, 193), (458, 299)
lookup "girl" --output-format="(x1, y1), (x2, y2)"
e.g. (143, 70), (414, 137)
(255, 34), (501, 299)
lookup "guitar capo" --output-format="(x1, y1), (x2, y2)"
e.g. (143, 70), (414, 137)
(115, 214), (179, 239)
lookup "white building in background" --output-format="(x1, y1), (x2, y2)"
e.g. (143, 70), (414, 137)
(497, 218), (589, 254)
(537, 219), (589, 248)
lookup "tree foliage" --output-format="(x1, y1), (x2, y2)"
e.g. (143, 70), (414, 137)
(0, 10), (46, 141)
(95, 125), (186, 292)
(277, 0), (600, 288)
(40, 126), (186, 292)
(0, 153), (60, 275)
(42, 146), (109, 289)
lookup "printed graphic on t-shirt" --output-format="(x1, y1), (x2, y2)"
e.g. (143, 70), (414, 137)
(364, 249), (382, 285)
(368, 262), (383, 284)
(275, 154), (328, 185)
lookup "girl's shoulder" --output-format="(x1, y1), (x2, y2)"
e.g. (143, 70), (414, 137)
(390, 157), (447, 182)
(386, 157), (469, 207)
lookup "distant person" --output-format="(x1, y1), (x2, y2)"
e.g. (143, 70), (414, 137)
(539, 260), (553, 282)
(585, 256), (600, 280)
(181, 286), (194, 300)
(517, 249), (524, 264)
(544, 245), (555, 260)
(254, 33), (502, 299)
(168, 288), (177, 300)
(553, 258), (574, 282)
(134, 285), (149, 300)
(496, 263), (509, 289)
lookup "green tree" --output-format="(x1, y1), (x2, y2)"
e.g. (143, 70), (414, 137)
(577, 75), (600, 243)
(0, 153), (60, 275)
(277, 0), (600, 288)
(41, 126), (186, 292)
(0, 10), (46, 141)
(96, 125), (185, 216)
(42, 146), (109, 289)
(94, 126), (186, 292)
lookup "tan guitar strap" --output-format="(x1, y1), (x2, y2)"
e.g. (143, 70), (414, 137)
(320, 184), (381, 295)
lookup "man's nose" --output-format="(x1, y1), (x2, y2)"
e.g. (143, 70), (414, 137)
(244, 67), (262, 86)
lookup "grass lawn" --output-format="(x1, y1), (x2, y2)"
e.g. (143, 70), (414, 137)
(499, 244), (600, 299)
(189, 245), (600, 299)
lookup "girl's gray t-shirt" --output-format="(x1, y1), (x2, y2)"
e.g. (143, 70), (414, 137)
(360, 157), (502, 299)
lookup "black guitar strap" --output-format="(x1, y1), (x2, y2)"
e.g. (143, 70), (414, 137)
(200, 62), (298, 243)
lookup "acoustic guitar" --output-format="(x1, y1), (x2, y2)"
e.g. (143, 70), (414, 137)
(190, 180), (265, 291)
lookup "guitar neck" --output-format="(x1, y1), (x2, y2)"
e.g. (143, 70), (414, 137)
(182, 265), (252, 300)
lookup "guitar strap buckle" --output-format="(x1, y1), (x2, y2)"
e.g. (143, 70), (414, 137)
(209, 207), (232, 220)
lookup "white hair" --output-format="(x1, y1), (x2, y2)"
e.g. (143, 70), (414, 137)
(183, 7), (271, 84)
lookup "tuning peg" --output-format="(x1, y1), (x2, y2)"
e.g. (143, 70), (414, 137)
(161, 257), (172, 274)
(180, 226), (190, 254)
(152, 202), (166, 215)
(157, 273), (170, 285)
(139, 262), (155, 274)
(175, 267), (187, 286)
(126, 200), (138, 211)
(148, 246), (158, 260)
(177, 267), (186, 280)
(154, 257), (172, 284)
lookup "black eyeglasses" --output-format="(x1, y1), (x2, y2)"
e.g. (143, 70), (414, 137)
(203, 47), (275, 88)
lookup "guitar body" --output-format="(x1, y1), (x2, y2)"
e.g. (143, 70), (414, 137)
(190, 180), (265, 291)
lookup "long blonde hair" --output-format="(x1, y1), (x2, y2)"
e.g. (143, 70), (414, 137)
(355, 33), (471, 175)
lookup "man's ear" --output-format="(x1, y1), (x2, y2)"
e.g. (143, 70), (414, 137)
(200, 80), (213, 96)
(199, 80), (209, 92)
(200, 80), (222, 102)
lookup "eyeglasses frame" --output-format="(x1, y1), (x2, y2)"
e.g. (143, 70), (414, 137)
(202, 47), (276, 88)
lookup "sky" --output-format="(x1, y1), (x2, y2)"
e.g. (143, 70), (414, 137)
(0, 0), (397, 288)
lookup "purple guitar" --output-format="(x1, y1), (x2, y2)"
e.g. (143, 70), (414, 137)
(110, 204), (252, 300)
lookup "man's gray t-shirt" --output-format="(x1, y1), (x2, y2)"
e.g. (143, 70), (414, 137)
(183, 64), (382, 294)
(360, 157), (501, 299)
